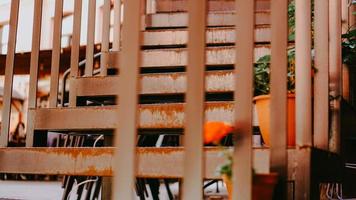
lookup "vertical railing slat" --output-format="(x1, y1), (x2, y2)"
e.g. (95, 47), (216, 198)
(270, 0), (288, 198)
(0, 0), (20, 147)
(295, 0), (312, 147)
(233, 0), (254, 199)
(85, 0), (96, 76)
(329, 0), (342, 153)
(314, 0), (329, 150)
(48, 0), (63, 108)
(26, 0), (43, 147)
(68, 0), (82, 107)
(182, 0), (206, 199)
(100, 0), (111, 76)
(113, 0), (122, 51)
(113, 0), (142, 199)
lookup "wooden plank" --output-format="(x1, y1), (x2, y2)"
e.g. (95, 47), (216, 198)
(313, 0), (329, 150)
(100, 0), (111, 76)
(48, 0), (63, 108)
(329, 0), (342, 153)
(0, 45), (271, 70)
(72, 71), (235, 97)
(112, 0), (122, 51)
(113, 0), (142, 199)
(182, 0), (206, 199)
(0, 0), (20, 147)
(295, 148), (311, 200)
(28, 0), (43, 109)
(0, 147), (271, 178)
(143, 26), (271, 46)
(68, 0), (82, 107)
(30, 102), (236, 131)
(233, 0), (254, 199)
(26, 0), (43, 147)
(146, 11), (270, 28)
(84, 0), (96, 76)
(270, 0), (288, 198)
(155, 0), (270, 12)
(295, 0), (312, 147)
(341, 0), (349, 34)
(142, 46), (271, 67)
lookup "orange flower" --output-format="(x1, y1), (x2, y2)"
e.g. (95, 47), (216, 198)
(204, 121), (234, 144)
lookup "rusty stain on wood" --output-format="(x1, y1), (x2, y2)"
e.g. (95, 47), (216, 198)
(29, 102), (236, 130)
(0, 147), (275, 178)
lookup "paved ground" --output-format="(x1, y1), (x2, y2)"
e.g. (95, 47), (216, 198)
(0, 181), (63, 200)
(0, 180), (228, 200)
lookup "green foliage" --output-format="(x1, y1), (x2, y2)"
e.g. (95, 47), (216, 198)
(254, 49), (296, 96)
(288, 0), (296, 41)
(342, 28), (356, 65)
(218, 150), (232, 179)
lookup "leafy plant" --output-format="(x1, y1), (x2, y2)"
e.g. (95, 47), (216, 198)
(342, 28), (356, 65)
(254, 49), (296, 96)
(288, 0), (296, 41)
(254, 0), (317, 96)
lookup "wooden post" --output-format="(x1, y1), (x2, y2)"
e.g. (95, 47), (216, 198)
(113, 0), (142, 199)
(314, 0), (330, 150)
(233, 0), (254, 199)
(295, 0), (312, 147)
(0, 0), (20, 147)
(84, 0), (96, 76)
(26, 0), (43, 147)
(100, 0), (111, 76)
(182, 0), (206, 199)
(270, 0), (288, 198)
(329, 0), (342, 153)
(68, 0), (82, 107)
(113, 0), (122, 51)
(48, 0), (63, 108)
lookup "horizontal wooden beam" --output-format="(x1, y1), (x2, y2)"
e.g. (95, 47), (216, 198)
(29, 102), (237, 130)
(142, 46), (270, 67)
(1, 147), (337, 183)
(0, 147), (271, 178)
(143, 26), (271, 46)
(146, 11), (270, 28)
(155, 0), (270, 12)
(73, 70), (234, 97)
(0, 45), (269, 75)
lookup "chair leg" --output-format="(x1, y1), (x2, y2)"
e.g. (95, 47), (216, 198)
(164, 179), (174, 200)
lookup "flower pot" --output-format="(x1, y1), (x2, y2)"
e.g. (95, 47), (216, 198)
(222, 173), (278, 200)
(253, 94), (295, 147)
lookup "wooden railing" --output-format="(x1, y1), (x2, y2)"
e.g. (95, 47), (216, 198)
(0, 0), (346, 199)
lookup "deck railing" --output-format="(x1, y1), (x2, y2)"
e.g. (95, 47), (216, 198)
(0, 0), (347, 199)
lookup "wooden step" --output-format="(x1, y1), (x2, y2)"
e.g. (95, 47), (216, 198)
(0, 147), (272, 178)
(155, 0), (270, 13)
(72, 71), (234, 97)
(29, 102), (235, 131)
(142, 46), (270, 67)
(143, 26), (271, 46)
(146, 11), (270, 28)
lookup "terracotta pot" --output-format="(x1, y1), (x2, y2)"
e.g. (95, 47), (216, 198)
(253, 94), (295, 147)
(222, 173), (278, 200)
